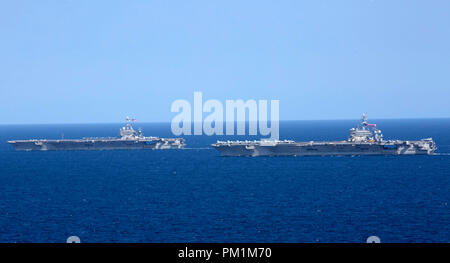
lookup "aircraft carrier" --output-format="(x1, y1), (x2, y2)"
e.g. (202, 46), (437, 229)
(212, 114), (436, 156)
(8, 117), (185, 151)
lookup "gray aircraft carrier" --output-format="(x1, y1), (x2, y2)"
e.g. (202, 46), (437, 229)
(8, 117), (185, 151)
(212, 114), (436, 156)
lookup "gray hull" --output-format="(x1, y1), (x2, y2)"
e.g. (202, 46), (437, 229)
(9, 138), (184, 151)
(212, 114), (437, 157)
(212, 140), (436, 157)
(8, 117), (185, 151)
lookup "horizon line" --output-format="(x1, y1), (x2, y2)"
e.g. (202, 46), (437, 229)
(1, 116), (449, 126)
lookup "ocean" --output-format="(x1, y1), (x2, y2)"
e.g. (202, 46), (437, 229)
(0, 119), (449, 243)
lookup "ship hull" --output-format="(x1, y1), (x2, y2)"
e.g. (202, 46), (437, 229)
(8, 139), (184, 151)
(212, 141), (435, 157)
(8, 117), (186, 151)
(212, 115), (437, 157)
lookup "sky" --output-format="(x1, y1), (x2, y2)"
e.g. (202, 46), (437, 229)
(0, 0), (449, 124)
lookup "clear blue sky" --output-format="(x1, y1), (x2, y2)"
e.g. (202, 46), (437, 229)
(1, 0), (449, 124)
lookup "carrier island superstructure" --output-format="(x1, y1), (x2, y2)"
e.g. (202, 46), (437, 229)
(212, 114), (436, 156)
(8, 117), (185, 151)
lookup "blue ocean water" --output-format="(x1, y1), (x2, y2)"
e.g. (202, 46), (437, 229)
(0, 119), (449, 243)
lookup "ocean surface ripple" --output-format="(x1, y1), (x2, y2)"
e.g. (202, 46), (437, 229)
(0, 119), (449, 242)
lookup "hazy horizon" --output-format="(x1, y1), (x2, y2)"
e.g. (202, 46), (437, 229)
(1, 116), (449, 126)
